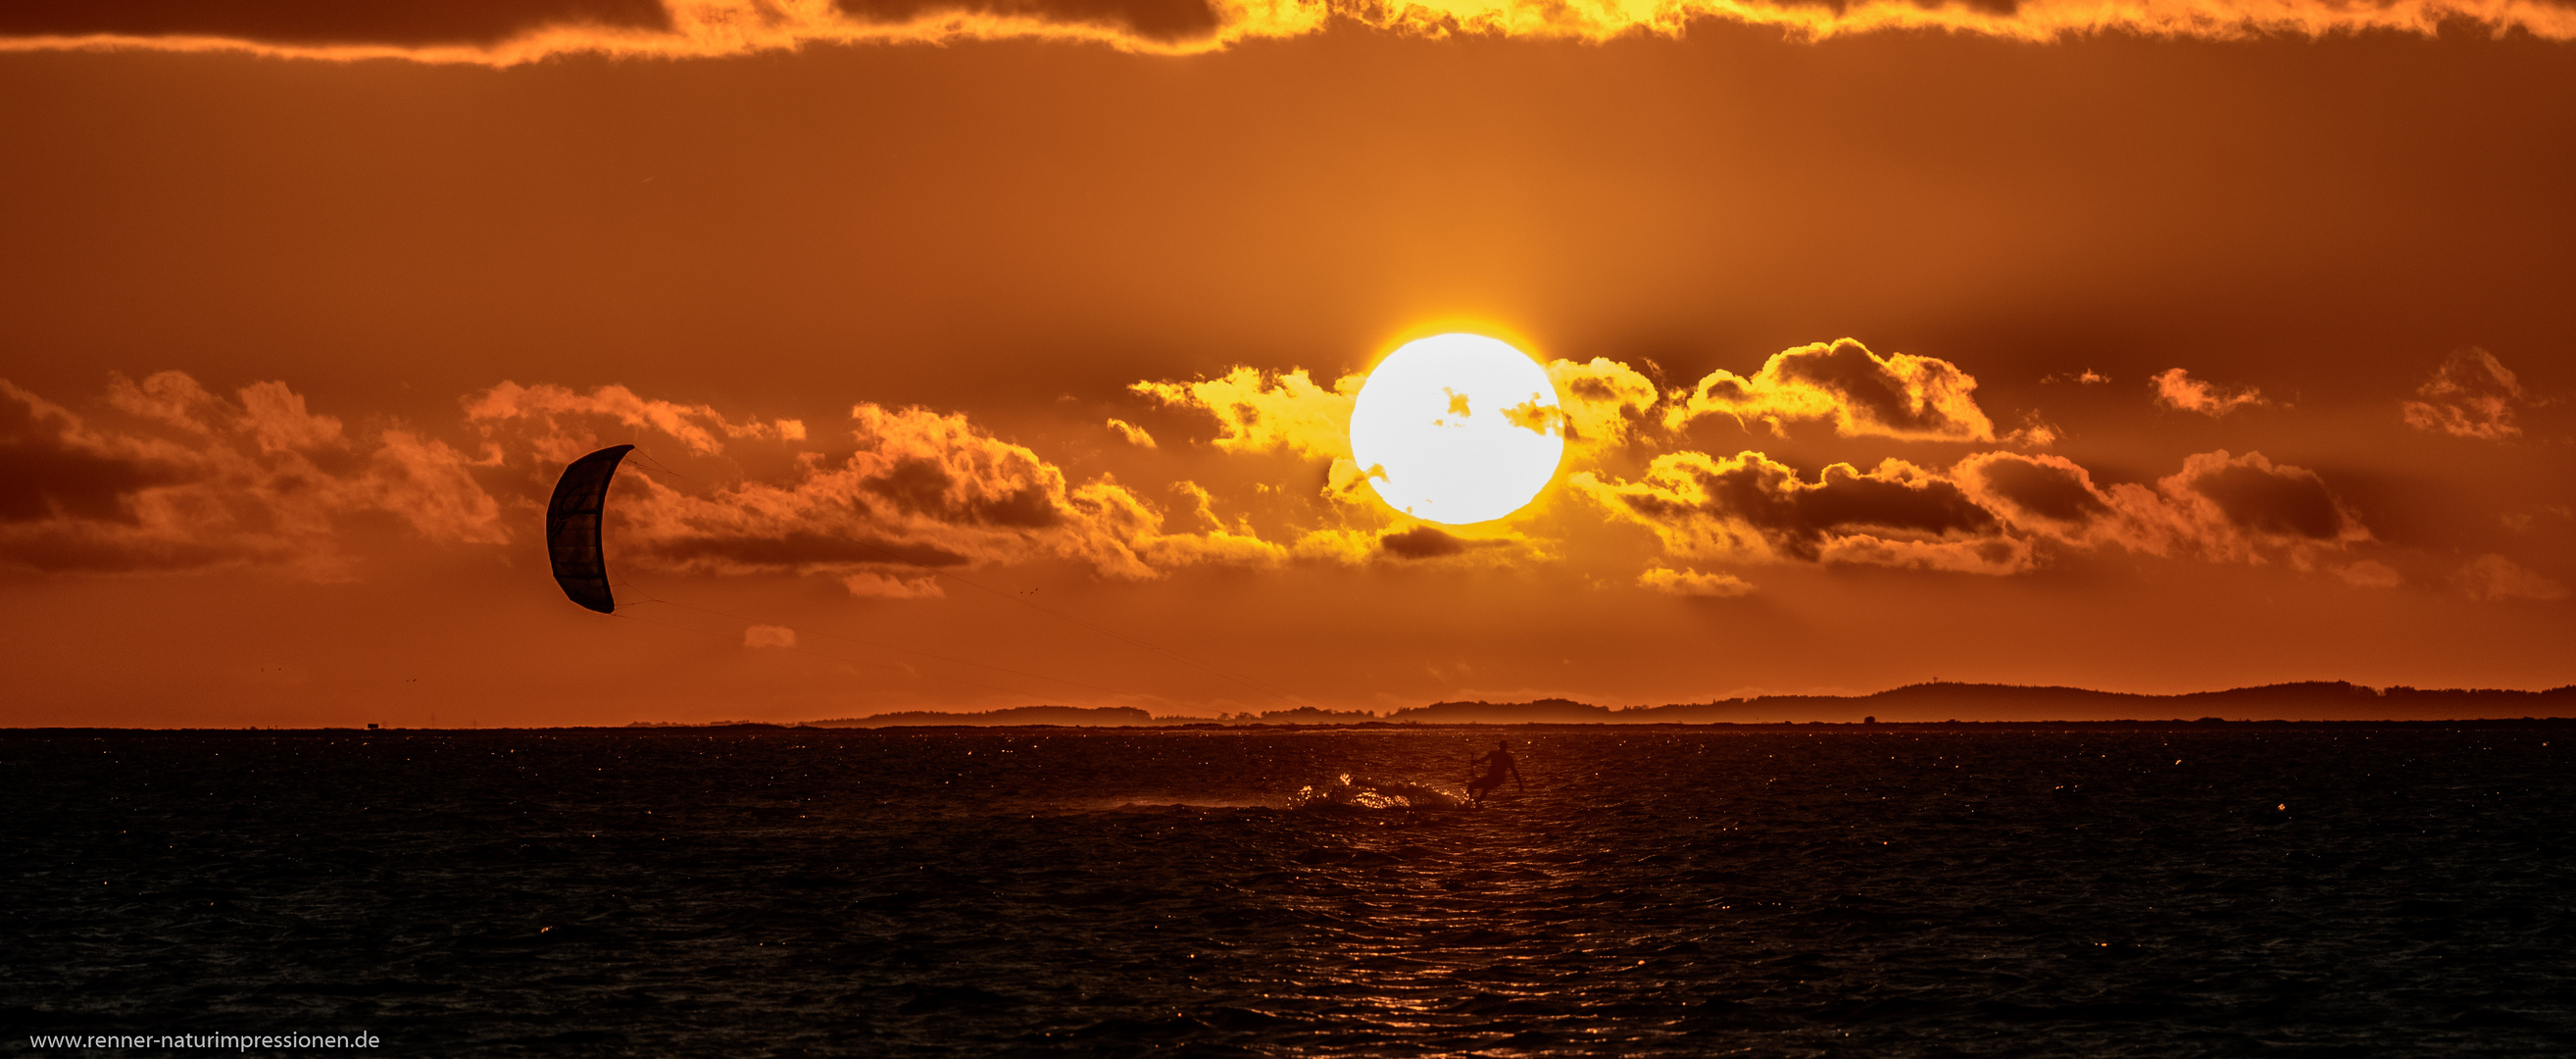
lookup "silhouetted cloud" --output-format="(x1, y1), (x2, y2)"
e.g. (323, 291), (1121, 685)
(1957, 452), (2110, 527)
(1379, 525), (1466, 559)
(0, 374), (503, 575)
(0, 0), (670, 48)
(1573, 449), (2029, 574)
(2403, 348), (2534, 440)
(1665, 338), (2025, 444)
(1260, 523), (1545, 568)
(2152, 368), (2269, 417)
(0, 383), (183, 524)
(1965, 449), (2367, 563)
(2174, 450), (2353, 541)
(8, 0), (2568, 62)
(1582, 446), (2372, 579)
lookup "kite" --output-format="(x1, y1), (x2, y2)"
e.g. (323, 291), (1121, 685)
(546, 444), (632, 613)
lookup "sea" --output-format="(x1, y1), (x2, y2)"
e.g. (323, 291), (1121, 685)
(5, 725), (2570, 1056)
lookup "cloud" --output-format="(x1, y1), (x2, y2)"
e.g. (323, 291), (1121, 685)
(5, 0), (2569, 62)
(2152, 368), (2270, 417)
(0, 0), (1235, 59)
(646, 530), (969, 570)
(1226, 522), (1539, 568)
(1580, 445), (2370, 579)
(0, 382), (182, 524)
(2337, 560), (2402, 589)
(1279, 527), (1381, 565)
(1665, 338), (2015, 444)
(1572, 449), (2023, 572)
(1340, 0), (2576, 46)
(1105, 418), (1158, 449)
(842, 571), (948, 598)
(837, 0), (1223, 40)
(1379, 525), (1466, 559)
(465, 381), (805, 463)
(2042, 371), (2111, 385)
(1131, 366), (1358, 461)
(1139, 357), (1651, 522)
(1138, 356), (1660, 500)
(614, 405), (1129, 578)
(1962, 449), (2366, 564)
(0, 375), (1269, 589)
(0, 373), (505, 575)
(0, 367), (2408, 596)
(2453, 554), (2567, 602)
(1814, 533), (2034, 576)
(477, 392), (1297, 584)
(371, 429), (519, 545)
(2402, 348), (2534, 440)
(1637, 566), (1756, 597)
(743, 623), (799, 648)
(1546, 358), (1661, 452)
(1955, 452), (2110, 528)
(2170, 449), (2353, 543)
(0, 1), (673, 48)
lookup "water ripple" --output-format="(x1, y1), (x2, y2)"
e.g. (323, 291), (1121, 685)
(4, 726), (2571, 1055)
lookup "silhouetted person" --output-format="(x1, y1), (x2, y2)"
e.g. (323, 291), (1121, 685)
(1467, 739), (1523, 807)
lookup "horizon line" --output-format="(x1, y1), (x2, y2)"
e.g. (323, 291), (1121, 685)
(13, 679), (2573, 731)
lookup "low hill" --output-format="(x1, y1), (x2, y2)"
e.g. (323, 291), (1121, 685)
(787, 681), (2576, 729)
(1462, 681), (2576, 724)
(804, 706), (1161, 728)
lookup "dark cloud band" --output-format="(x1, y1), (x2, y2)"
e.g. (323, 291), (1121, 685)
(0, 0), (670, 48)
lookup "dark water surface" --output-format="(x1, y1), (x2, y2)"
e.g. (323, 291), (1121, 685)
(5, 726), (2572, 1056)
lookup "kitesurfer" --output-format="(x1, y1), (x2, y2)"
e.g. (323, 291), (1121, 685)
(1466, 739), (1524, 807)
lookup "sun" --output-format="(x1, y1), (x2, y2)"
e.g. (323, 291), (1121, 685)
(1348, 333), (1564, 525)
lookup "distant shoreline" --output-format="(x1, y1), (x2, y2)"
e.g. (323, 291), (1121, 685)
(784, 680), (2576, 729)
(8, 679), (2573, 732)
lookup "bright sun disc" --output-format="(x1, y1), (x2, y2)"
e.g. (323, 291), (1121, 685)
(1348, 333), (1563, 525)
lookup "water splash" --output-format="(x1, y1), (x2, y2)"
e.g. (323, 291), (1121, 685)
(1290, 772), (1467, 811)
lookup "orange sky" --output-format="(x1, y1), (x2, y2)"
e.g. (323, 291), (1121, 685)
(3, 9), (2571, 726)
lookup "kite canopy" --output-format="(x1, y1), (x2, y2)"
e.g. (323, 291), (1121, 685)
(547, 444), (633, 614)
